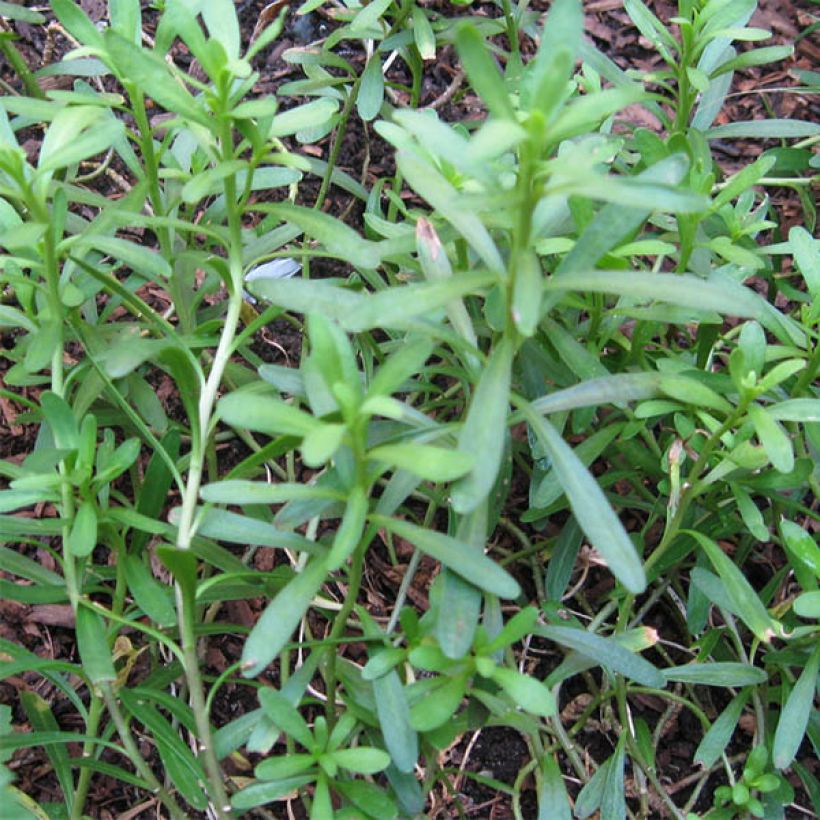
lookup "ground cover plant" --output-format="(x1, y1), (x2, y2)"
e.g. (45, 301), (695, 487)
(0, 0), (818, 817)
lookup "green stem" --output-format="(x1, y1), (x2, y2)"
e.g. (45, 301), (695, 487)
(314, 75), (361, 212)
(170, 118), (246, 818)
(70, 694), (104, 820)
(644, 401), (748, 576)
(99, 684), (187, 820)
(0, 32), (45, 99)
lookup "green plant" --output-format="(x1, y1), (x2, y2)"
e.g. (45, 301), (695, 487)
(0, 0), (817, 817)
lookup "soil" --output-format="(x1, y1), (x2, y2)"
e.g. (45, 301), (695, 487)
(0, 0), (817, 818)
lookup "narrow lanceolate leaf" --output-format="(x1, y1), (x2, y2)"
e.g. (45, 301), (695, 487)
(75, 607), (115, 685)
(451, 337), (514, 514)
(684, 530), (778, 643)
(663, 662), (767, 687)
(538, 625), (664, 687)
(241, 558), (328, 677)
(371, 514), (520, 599)
(538, 754), (572, 820)
(773, 646), (820, 770)
(200, 480), (344, 506)
(522, 405), (646, 594)
(531, 373), (662, 415)
(373, 670), (418, 773)
(342, 271), (495, 333)
(258, 203), (383, 268)
(218, 391), (319, 438)
(695, 689), (751, 768)
(544, 270), (768, 320)
(169, 507), (323, 554)
(368, 443), (474, 483)
(489, 666), (556, 717)
(67, 500), (98, 557)
(748, 404), (794, 473)
(327, 485), (367, 570)
(455, 24), (515, 121)
(357, 54), (384, 122)
(397, 147), (505, 275)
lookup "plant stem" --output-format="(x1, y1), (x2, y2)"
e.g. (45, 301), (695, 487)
(170, 118), (246, 818)
(70, 694), (104, 820)
(99, 684), (187, 820)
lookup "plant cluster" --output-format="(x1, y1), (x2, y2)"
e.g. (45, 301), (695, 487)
(0, 0), (817, 817)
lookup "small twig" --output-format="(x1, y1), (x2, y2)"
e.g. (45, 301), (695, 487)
(430, 69), (465, 111)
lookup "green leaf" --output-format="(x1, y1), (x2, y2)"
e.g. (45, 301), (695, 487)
(218, 390), (319, 437)
(358, 54), (384, 122)
(455, 25), (515, 121)
(433, 570), (481, 660)
(75, 607), (115, 684)
(373, 670), (418, 773)
(231, 776), (315, 811)
(368, 443), (473, 482)
(331, 746), (391, 775)
(327, 485), (367, 570)
(780, 520), (820, 582)
(51, 0), (104, 48)
(342, 271), (495, 333)
(538, 754), (572, 820)
(663, 662), (767, 686)
(38, 107), (123, 173)
(488, 666), (556, 717)
(254, 753), (315, 781)
(241, 558), (328, 677)
(269, 98), (339, 138)
(0, 305), (37, 333)
(531, 373), (662, 415)
(793, 591), (820, 619)
(335, 779), (398, 820)
(173, 507), (322, 554)
(119, 692), (209, 810)
(103, 30), (208, 124)
(409, 674), (467, 731)
(522, 406), (646, 594)
(768, 399), (820, 424)
(659, 374), (733, 414)
(200, 480), (343, 506)
(371, 514), (520, 599)
(685, 530), (778, 643)
(574, 738), (626, 819)
(397, 148), (505, 275)
(39, 391), (79, 450)
(789, 226), (819, 297)
(695, 689), (751, 768)
(201, 0), (241, 59)
(773, 647), (820, 769)
(710, 45), (793, 78)
(412, 6), (436, 60)
(123, 555), (176, 628)
(0, 1), (46, 23)
(181, 159), (247, 203)
(301, 423), (346, 467)
(512, 251), (544, 337)
(257, 689), (313, 749)
(451, 337), (514, 514)
(748, 405), (794, 473)
(19, 691), (74, 812)
(67, 500), (97, 557)
(257, 203), (382, 268)
(706, 119), (820, 139)
(538, 625), (664, 687)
